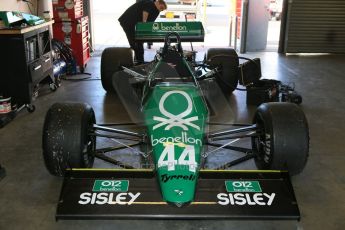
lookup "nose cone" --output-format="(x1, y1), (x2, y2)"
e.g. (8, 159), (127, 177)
(159, 171), (198, 203)
(143, 85), (208, 204)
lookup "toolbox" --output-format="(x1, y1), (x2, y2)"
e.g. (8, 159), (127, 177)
(52, 0), (83, 20)
(52, 0), (89, 72)
(53, 16), (90, 72)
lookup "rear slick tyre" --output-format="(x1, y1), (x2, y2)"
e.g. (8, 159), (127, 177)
(205, 48), (239, 95)
(42, 102), (96, 176)
(101, 47), (134, 93)
(252, 102), (309, 175)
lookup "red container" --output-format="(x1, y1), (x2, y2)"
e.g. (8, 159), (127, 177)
(53, 16), (90, 71)
(52, 0), (83, 21)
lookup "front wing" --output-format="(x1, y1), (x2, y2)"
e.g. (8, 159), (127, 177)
(56, 169), (300, 220)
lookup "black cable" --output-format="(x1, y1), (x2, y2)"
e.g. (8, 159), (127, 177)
(61, 75), (100, 82)
(51, 39), (76, 75)
(53, 39), (74, 61)
(42, 35), (50, 54)
(22, 0), (33, 6)
(61, 76), (92, 81)
(214, 70), (245, 91)
(36, 0), (39, 16)
(24, 1), (34, 15)
(206, 54), (263, 87)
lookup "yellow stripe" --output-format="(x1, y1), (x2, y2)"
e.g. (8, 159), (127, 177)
(70, 168), (153, 172)
(191, 202), (218, 205)
(131, 201), (217, 205)
(70, 168), (286, 173)
(200, 169), (286, 173)
(132, 202), (167, 205)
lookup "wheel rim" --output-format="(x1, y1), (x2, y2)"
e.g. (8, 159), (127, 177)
(253, 114), (272, 168)
(82, 114), (96, 167)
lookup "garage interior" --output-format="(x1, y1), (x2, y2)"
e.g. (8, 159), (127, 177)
(0, 0), (345, 230)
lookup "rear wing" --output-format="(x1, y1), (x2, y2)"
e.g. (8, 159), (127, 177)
(135, 21), (204, 42)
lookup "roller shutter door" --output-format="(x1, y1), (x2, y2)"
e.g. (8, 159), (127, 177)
(285, 0), (345, 53)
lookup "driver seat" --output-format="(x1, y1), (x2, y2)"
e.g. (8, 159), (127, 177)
(161, 48), (192, 78)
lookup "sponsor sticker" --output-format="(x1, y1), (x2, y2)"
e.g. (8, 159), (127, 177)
(217, 193), (276, 206)
(225, 181), (262, 193)
(93, 180), (129, 192)
(151, 23), (187, 32)
(160, 173), (196, 183)
(153, 90), (200, 131)
(78, 192), (140, 205)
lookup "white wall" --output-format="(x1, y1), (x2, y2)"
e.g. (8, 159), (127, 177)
(92, 0), (135, 49)
(0, 0), (37, 14)
(37, 0), (52, 17)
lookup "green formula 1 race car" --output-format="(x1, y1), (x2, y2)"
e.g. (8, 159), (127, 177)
(42, 22), (309, 220)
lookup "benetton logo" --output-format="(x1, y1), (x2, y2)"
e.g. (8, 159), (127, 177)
(153, 90), (200, 131)
(152, 23), (187, 31)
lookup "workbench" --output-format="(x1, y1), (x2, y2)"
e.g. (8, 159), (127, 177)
(0, 21), (54, 109)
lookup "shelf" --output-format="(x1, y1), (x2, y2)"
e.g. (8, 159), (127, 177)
(0, 20), (54, 35)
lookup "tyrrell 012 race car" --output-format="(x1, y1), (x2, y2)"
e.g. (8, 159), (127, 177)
(42, 22), (309, 220)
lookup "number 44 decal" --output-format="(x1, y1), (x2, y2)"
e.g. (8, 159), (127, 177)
(158, 144), (197, 172)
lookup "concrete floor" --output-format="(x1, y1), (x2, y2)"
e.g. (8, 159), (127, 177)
(0, 49), (345, 230)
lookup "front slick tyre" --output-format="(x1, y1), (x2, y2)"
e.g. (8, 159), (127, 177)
(252, 102), (309, 175)
(42, 103), (96, 176)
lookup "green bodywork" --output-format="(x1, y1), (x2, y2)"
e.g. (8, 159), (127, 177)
(135, 21), (204, 42)
(137, 21), (208, 204)
(143, 84), (208, 204)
